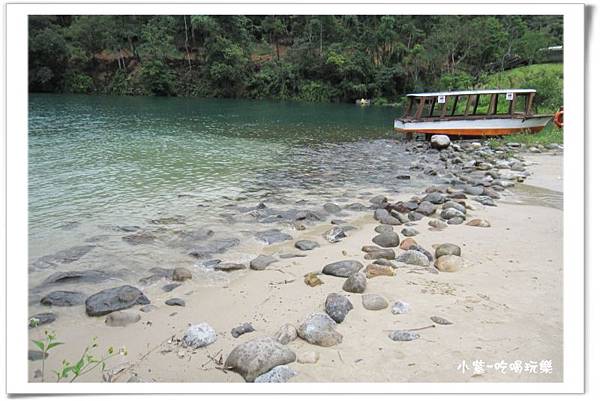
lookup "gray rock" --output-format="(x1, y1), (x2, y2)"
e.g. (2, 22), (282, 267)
(104, 311), (141, 327)
(391, 301), (410, 314)
(324, 293), (353, 323)
(447, 217), (465, 225)
(139, 305), (157, 313)
(464, 186), (485, 196)
(297, 312), (343, 347)
(434, 255), (465, 272)
(85, 285), (150, 317)
(182, 323), (217, 348)
(214, 262), (246, 272)
(323, 203), (342, 214)
(250, 255), (277, 270)
(466, 218), (491, 228)
(431, 316), (453, 325)
(231, 323), (255, 338)
(408, 211), (425, 221)
(442, 201), (466, 214)
(165, 297), (186, 307)
(361, 294), (388, 310)
(473, 196), (497, 206)
(162, 283), (182, 292)
(397, 250), (430, 267)
(364, 248), (396, 260)
(416, 201), (436, 216)
(279, 253), (306, 259)
(374, 224), (394, 233)
(255, 229), (293, 245)
(28, 312), (57, 328)
(294, 240), (320, 251)
(435, 243), (461, 258)
(440, 207), (465, 220)
(369, 195), (388, 208)
(172, 267), (192, 281)
(431, 135), (451, 150)
(409, 245), (434, 262)
(345, 202), (369, 211)
(225, 336), (296, 382)
(428, 219), (447, 230)
(372, 232), (400, 248)
(188, 238), (240, 258)
(373, 208), (401, 225)
(254, 365), (297, 383)
(388, 330), (420, 342)
(273, 323), (297, 345)
(342, 272), (367, 293)
(40, 290), (86, 307)
(324, 226), (347, 243)
(422, 192), (446, 204)
(401, 227), (419, 237)
(322, 260), (363, 278)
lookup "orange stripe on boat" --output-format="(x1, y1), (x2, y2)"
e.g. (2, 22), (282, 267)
(394, 127), (545, 136)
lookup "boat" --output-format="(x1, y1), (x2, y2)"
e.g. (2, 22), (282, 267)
(394, 89), (554, 137)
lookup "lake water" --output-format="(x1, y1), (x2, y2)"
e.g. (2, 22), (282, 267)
(28, 94), (428, 301)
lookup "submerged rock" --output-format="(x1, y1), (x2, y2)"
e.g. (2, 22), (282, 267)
(30, 245), (96, 270)
(322, 260), (363, 278)
(297, 312), (343, 347)
(85, 285), (150, 317)
(255, 229), (293, 244)
(182, 323), (217, 348)
(40, 270), (112, 287)
(323, 202), (342, 214)
(324, 293), (354, 323)
(172, 267), (192, 281)
(122, 232), (156, 246)
(225, 336), (296, 382)
(214, 262), (246, 272)
(188, 238), (240, 258)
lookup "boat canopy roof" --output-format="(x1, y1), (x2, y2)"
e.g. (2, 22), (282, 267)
(406, 89), (536, 97)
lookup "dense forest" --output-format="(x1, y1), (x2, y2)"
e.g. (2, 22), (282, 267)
(29, 15), (563, 104)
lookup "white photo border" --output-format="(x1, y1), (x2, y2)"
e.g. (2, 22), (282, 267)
(5, 1), (585, 394)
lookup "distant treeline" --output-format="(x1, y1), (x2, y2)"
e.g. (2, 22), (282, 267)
(29, 15), (563, 103)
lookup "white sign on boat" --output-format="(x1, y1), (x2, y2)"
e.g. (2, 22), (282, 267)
(506, 92), (514, 100)
(437, 95), (446, 104)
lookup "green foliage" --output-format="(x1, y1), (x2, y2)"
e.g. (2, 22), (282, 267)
(139, 60), (175, 96)
(64, 72), (94, 94)
(28, 15), (563, 103)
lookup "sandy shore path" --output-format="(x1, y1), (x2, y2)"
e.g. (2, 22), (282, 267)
(28, 153), (563, 383)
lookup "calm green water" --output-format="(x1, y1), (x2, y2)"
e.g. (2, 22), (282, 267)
(28, 94), (423, 296)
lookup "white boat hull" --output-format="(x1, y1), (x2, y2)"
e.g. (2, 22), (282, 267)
(394, 116), (553, 136)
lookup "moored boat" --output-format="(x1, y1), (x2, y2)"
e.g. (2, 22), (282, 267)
(394, 89), (553, 137)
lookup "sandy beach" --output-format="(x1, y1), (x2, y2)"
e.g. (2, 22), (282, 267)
(28, 150), (563, 383)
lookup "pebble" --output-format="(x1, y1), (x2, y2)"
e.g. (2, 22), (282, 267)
(399, 238), (418, 250)
(273, 323), (297, 345)
(391, 301), (410, 314)
(324, 226), (347, 243)
(431, 316), (453, 325)
(297, 312), (343, 347)
(324, 293), (354, 323)
(304, 272), (323, 287)
(361, 294), (388, 310)
(322, 260), (363, 278)
(182, 323), (217, 348)
(231, 322), (255, 338)
(388, 330), (420, 342)
(214, 262), (246, 272)
(397, 250), (430, 267)
(374, 224), (394, 233)
(342, 272), (367, 293)
(428, 219), (447, 230)
(165, 298), (186, 307)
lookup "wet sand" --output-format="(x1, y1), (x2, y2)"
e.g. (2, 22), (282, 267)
(28, 153), (563, 383)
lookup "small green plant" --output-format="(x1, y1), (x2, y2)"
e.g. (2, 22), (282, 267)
(32, 331), (126, 382)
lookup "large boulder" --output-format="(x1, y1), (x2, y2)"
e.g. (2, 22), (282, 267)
(324, 293), (354, 323)
(322, 260), (363, 278)
(225, 337), (296, 382)
(297, 312), (343, 347)
(431, 135), (451, 150)
(85, 285), (150, 317)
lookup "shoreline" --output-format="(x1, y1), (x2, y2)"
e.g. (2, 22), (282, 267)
(28, 143), (564, 383)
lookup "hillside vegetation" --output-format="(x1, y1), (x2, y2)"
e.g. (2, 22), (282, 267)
(29, 15), (562, 104)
